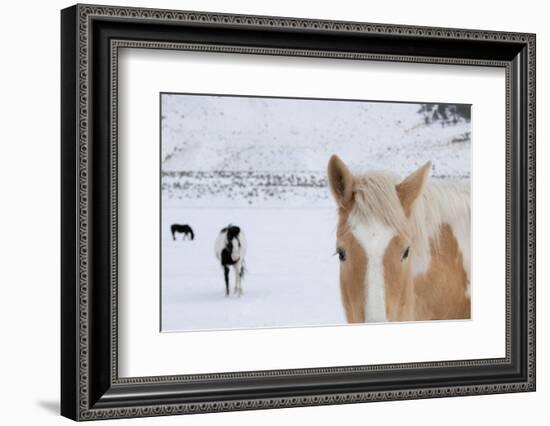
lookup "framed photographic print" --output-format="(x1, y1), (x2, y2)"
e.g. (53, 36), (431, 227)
(61, 4), (536, 421)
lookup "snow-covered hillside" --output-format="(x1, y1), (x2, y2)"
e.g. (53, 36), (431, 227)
(161, 94), (470, 176)
(161, 94), (470, 208)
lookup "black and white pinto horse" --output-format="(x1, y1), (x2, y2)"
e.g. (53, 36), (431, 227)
(215, 225), (247, 296)
(171, 224), (194, 241)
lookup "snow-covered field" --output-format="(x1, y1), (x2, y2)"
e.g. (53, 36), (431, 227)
(162, 171), (330, 208)
(160, 94), (471, 332)
(161, 206), (345, 332)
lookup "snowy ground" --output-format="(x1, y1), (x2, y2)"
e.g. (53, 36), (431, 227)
(161, 206), (345, 332)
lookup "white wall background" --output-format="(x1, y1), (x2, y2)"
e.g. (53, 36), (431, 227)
(0, 0), (545, 424)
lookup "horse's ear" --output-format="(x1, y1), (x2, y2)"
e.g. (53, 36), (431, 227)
(396, 161), (432, 217)
(328, 155), (355, 208)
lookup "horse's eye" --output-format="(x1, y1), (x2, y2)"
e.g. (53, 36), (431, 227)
(401, 247), (410, 261)
(336, 247), (346, 262)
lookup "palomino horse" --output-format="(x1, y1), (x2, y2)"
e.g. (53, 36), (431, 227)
(327, 155), (470, 323)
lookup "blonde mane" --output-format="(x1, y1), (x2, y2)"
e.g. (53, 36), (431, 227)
(350, 171), (470, 258)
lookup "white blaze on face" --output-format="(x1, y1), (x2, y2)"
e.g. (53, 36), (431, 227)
(349, 219), (395, 323)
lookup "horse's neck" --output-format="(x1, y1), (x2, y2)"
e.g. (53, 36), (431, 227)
(411, 178), (470, 256)
(407, 178), (471, 320)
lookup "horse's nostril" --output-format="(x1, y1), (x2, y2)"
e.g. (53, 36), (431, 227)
(401, 247), (410, 261)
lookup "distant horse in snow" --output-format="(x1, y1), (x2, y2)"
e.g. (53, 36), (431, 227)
(171, 224), (194, 241)
(327, 155), (470, 323)
(215, 225), (247, 296)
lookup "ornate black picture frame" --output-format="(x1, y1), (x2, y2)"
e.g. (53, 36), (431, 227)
(61, 4), (536, 421)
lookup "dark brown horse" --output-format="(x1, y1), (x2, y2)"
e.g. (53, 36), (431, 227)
(170, 224), (194, 241)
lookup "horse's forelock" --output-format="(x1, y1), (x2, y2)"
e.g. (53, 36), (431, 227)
(351, 172), (414, 244)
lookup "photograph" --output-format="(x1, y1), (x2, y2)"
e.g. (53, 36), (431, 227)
(160, 93), (472, 332)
